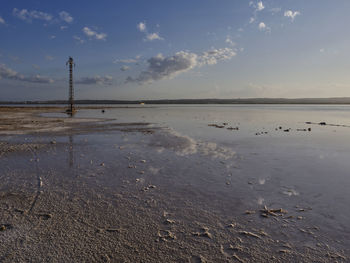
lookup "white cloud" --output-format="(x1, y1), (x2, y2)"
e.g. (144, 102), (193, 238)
(320, 48), (325, 53)
(60, 25), (68, 30)
(0, 63), (54, 83)
(76, 75), (112, 85)
(120, 66), (130, 71)
(13, 8), (53, 22)
(284, 10), (301, 21)
(199, 48), (236, 66)
(0, 16), (5, 24)
(82, 27), (107, 41)
(145, 32), (163, 41)
(73, 36), (85, 44)
(249, 17), (255, 24)
(137, 21), (164, 41)
(137, 22), (146, 32)
(258, 22), (266, 30)
(126, 48), (236, 84)
(257, 1), (265, 11)
(258, 22), (270, 32)
(59, 11), (73, 23)
(49, 35), (56, 40)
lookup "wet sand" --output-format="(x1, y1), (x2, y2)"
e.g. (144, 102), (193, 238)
(0, 107), (348, 262)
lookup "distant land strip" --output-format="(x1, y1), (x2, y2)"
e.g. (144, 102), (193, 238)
(1, 98), (350, 105)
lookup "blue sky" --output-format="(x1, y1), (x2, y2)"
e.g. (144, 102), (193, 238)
(1, 0), (350, 100)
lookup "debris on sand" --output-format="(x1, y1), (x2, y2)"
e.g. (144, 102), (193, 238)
(158, 230), (176, 241)
(193, 227), (213, 239)
(37, 213), (53, 220)
(244, 210), (255, 215)
(239, 231), (261, 239)
(232, 253), (245, 263)
(142, 185), (157, 191)
(226, 223), (236, 228)
(0, 224), (13, 231)
(227, 127), (239, 131)
(260, 206), (288, 217)
(164, 219), (175, 225)
(319, 122), (327, 125)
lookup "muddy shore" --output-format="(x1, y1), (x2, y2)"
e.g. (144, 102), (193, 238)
(0, 107), (348, 262)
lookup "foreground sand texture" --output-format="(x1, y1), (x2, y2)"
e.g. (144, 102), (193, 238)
(0, 107), (348, 262)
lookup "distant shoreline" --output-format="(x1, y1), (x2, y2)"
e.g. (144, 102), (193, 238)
(1, 97), (350, 105)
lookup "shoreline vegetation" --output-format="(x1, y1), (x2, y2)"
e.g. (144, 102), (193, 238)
(2, 97), (350, 105)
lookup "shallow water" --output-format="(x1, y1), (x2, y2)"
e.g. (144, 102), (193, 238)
(2, 104), (350, 260)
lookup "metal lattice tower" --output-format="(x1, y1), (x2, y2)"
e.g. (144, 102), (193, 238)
(66, 57), (75, 115)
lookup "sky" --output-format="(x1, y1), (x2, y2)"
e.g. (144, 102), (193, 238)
(1, 0), (350, 100)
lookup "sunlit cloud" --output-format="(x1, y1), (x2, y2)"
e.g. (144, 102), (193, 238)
(82, 27), (107, 41)
(257, 1), (265, 11)
(13, 8), (53, 22)
(258, 22), (270, 32)
(284, 10), (301, 21)
(137, 22), (146, 32)
(137, 21), (164, 41)
(0, 16), (5, 24)
(145, 32), (163, 41)
(59, 11), (73, 23)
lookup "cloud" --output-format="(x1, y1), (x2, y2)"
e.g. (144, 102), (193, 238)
(82, 27), (107, 40)
(145, 32), (163, 41)
(73, 35), (85, 44)
(284, 10), (301, 21)
(250, 1), (264, 12)
(76, 75), (112, 85)
(59, 11), (73, 23)
(137, 22), (146, 32)
(49, 35), (56, 40)
(258, 22), (270, 32)
(60, 25), (68, 30)
(120, 66), (130, 71)
(249, 17), (255, 24)
(0, 16), (5, 24)
(137, 21), (164, 41)
(0, 63), (54, 83)
(126, 48), (236, 84)
(257, 1), (265, 11)
(319, 48), (325, 53)
(199, 48), (236, 65)
(13, 8), (53, 22)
